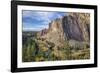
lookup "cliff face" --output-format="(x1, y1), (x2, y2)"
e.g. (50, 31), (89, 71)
(45, 18), (65, 47)
(62, 13), (90, 42)
(39, 13), (90, 47)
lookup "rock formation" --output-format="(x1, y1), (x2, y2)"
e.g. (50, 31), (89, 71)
(38, 12), (90, 48)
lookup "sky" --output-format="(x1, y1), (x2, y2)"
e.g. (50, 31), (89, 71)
(22, 10), (66, 31)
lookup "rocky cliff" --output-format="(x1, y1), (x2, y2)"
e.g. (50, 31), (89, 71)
(62, 13), (90, 42)
(39, 12), (90, 48)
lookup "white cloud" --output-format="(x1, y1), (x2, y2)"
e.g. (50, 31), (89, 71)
(22, 10), (66, 31)
(23, 11), (64, 24)
(23, 23), (49, 31)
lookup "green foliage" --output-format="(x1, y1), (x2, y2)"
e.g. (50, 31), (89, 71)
(22, 35), (90, 62)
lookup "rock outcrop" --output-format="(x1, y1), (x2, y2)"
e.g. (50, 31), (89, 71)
(62, 13), (90, 42)
(39, 12), (90, 48)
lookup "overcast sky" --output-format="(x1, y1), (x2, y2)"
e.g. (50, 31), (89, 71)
(22, 10), (66, 31)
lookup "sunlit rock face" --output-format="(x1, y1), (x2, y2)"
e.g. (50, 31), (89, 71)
(39, 13), (90, 47)
(45, 18), (66, 47)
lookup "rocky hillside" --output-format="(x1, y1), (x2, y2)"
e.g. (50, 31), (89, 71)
(22, 12), (90, 62)
(38, 12), (90, 48)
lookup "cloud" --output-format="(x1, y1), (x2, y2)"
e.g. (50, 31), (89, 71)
(23, 24), (48, 31)
(23, 11), (55, 24)
(22, 10), (66, 31)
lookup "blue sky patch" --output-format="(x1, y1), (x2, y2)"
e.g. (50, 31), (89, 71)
(22, 10), (66, 31)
